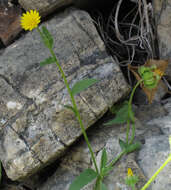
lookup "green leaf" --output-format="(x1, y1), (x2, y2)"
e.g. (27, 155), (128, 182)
(119, 139), (128, 151)
(109, 101), (128, 114)
(64, 105), (77, 116)
(126, 142), (141, 154)
(71, 78), (99, 96)
(69, 169), (97, 190)
(101, 165), (113, 177)
(41, 26), (53, 48)
(101, 183), (108, 190)
(125, 175), (139, 186)
(100, 148), (107, 174)
(40, 57), (55, 66)
(104, 101), (129, 125)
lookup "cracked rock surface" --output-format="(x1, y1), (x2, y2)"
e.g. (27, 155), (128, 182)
(155, 0), (171, 77)
(0, 8), (129, 180)
(18, 0), (73, 16)
(37, 99), (171, 190)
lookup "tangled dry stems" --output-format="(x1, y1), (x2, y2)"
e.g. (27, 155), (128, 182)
(93, 0), (158, 85)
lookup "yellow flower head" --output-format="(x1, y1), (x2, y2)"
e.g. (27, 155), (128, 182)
(21, 10), (41, 31)
(153, 68), (164, 77)
(127, 168), (133, 177)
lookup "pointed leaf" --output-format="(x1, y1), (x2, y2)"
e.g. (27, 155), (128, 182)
(109, 101), (128, 114)
(40, 57), (55, 66)
(104, 102), (129, 125)
(119, 139), (128, 151)
(71, 78), (99, 96)
(100, 148), (107, 173)
(42, 26), (53, 48)
(102, 165), (114, 177)
(126, 142), (141, 154)
(39, 31), (51, 49)
(64, 105), (77, 116)
(69, 169), (97, 190)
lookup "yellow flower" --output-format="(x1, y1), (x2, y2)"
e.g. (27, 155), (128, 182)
(20, 10), (41, 31)
(127, 168), (133, 177)
(153, 68), (164, 77)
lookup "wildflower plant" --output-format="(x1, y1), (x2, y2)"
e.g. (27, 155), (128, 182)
(125, 168), (139, 190)
(21, 10), (41, 31)
(19, 9), (171, 190)
(20, 10), (126, 190)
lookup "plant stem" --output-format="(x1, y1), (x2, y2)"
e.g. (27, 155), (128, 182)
(126, 120), (130, 144)
(128, 79), (143, 144)
(140, 155), (171, 190)
(107, 150), (126, 169)
(129, 123), (135, 145)
(50, 48), (99, 174)
(94, 176), (102, 190)
(37, 30), (100, 175)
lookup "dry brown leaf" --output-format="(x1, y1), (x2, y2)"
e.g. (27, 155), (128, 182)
(128, 59), (168, 103)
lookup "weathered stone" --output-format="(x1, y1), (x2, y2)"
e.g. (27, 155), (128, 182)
(0, 8), (129, 180)
(153, 0), (166, 23)
(146, 98), (171, 134)
(155, 0), (171, 77)
(18, 0), (73, 16)
(0, 77), (27, 124)
(1, 185), (25, 190)
(37, 117), (147, 190)
(138, 135), (171, 190)
(0, 2), (22, 45)
(37, 98), (171, 190)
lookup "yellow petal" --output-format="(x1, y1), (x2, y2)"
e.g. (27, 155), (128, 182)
(127, 168), (133, 177)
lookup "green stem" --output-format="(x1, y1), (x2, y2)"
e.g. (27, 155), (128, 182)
(94, 176), (102, 190)
(105, 81), (142, 169)
(51, 48), (99, 174)
(128, 79), (143, 144)
(126, 120), (130, 144)
(129, 123), (135, 145)
(140, 155), (171, 190)
(107, 150), (126, 169)
(37, 27), (99, 175)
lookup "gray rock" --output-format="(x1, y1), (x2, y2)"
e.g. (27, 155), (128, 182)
(155, 0), (171, 77)
(137, 135), (171, 190)
(146, 98), (171, 134)
(29, 100), (171, 190)
(37, 120), (146, 190)
(18, 0), (73, 16)
(153, 0), (166, 24)
(0, 8), (129, 180)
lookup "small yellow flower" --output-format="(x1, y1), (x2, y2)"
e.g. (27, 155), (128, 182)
(127, 168), (133, 177)
(153, 68), (164, 77)
(21, 10), (41, 31)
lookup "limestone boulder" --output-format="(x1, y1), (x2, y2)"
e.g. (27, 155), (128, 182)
(155, 0), (171, 77)
(0, 8), (129, 180)
(18, 0), (73, 16)
(37, 98), (171, 190)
